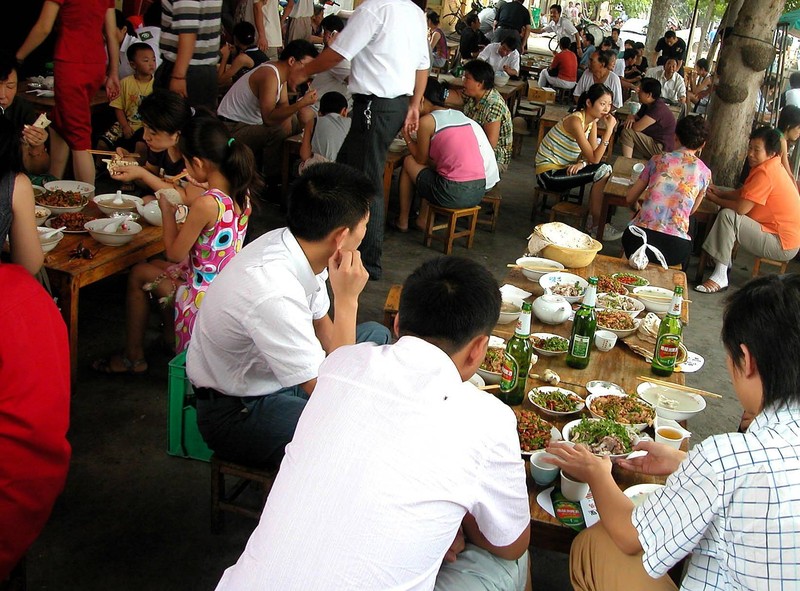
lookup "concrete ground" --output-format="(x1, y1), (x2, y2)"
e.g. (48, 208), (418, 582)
(23, 133), (794, 590)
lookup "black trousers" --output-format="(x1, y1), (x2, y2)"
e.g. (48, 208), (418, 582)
(154, 60), (218, 112)
(337, 94), (409, 279)
(621, 225), (692, 268)
(537, 163), (605, 193)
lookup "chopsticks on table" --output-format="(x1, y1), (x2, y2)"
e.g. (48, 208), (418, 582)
(636, 375), (722, 399)
(628, 292), (693, 304)
(506, 263), (560, 272)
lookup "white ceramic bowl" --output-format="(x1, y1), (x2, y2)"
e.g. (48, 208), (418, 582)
(477, 339), (505, 385)
(494, 71), (510, 86)
(93, 193), (144, 216)
(44, 180), (95, 199)
(593, 328), (617, 351)
(37, 226), (64, 253)
(632, 286), (673, 314)
(539, 272), (588, 304)
(596, 315), (641, 338)
(561, 417), (642, 458)
(530, 332), (569, 356)
(560, 470), (589, 501)
(467, 373), (486, 388)
(529, 450), (560, 486)
(596, 293), (645, 319)
(636, 382), (706, 421)
(585, 391), (654, 431)
(35, 205), (51, 226)
(516, 256), (564, 281)
(136, 201), (163, 226)
(84, 219), (142, 247)
(528, 386), (585, 417)
(498, 297), (523, 325)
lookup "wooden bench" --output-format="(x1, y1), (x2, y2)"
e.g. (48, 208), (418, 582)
(423, 204), (480, 255)
(211, 455), (277, 533)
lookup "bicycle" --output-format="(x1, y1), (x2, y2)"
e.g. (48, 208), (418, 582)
(441, 0), (487, 38)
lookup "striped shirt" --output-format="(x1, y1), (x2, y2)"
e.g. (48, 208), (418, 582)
(160, 0), (222, 67)
(534, 111), (592, 174)
(633, 404), (800, 590)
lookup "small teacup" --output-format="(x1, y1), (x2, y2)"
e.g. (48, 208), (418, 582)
(631, 162), (645, 183)
(594, 329), (618, 352)
(655, 426), (690, 449)
(529, 450), (560, 486)
(560, 471), (590, 502)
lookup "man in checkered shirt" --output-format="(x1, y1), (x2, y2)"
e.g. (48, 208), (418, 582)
(545, 273), (800, 590)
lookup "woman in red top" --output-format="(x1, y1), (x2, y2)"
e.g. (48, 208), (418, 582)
(697, 127), (800, 294)
(15, 0), (120, 185)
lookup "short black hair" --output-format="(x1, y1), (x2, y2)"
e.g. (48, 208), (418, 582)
(778, 105), (800, 133)
(398, 257), (501, 354)
(423, 76), (448, 107)
(612, 27), (620, 34)
(675, 115), (708, 149)
(233, 21), (256, 46)
(549, 4), (562, 14)
(664, 30), (677, 39)
(559, 36), (571, 50)
(279, 39), (319, 61)
(463, 58), (495, 90)
(623, 48), (637, 61)
(319, 91), (347, 115)
(722, 274), (800, 411)
(583, 31), (595, 45)
(600, 36), (613, 48)
(501, 35), (519, 51)
(576, 82), (613, 110)
(138, 88), (192, 134)
(427, 9), (440, 25)
(466, 12), (479, 26)
(634, 41), (645, 50)
(0, 53), (17, 81)
(126, 42), (154, 62)
(790, 71), (800, 89)
(639, 77), (661, 100)
(287, 162), (372, 241)
(624, 39), (634, 47)
(695, 58), (710, 72)
(749, 126), (782, 157)
(321, 14), (344, 32)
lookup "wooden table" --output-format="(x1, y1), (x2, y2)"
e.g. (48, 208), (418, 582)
(19, 80), (108, 114)
(280, 134), (409, 213)
(437, 74), (528, 115)
(615, 101), (683, 121)
(496, 256), (688, 552)
(536, 104), (615, 157)
(44, 204), (164, 378)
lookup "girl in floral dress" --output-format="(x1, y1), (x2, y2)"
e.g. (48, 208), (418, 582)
(93, 116), (257, 374)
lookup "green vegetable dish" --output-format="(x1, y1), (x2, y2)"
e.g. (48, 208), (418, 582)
(530, 388), (581, 413)
(531, 335), (569, 352)
(569, 418), (635, 455)
(611, 273), (649, 287)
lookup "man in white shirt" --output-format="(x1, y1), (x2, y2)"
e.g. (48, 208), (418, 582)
(308, 14), (351, 113)
(187, 164), (391, 468)
(283, 0), (314, 42)
(478, 37), (521, 77)
(218, 40), (318, 177)
(301, 0), (430, 281)
(645, 59), (686, 104)
(214, 256), (531, 591)
(531, 4), (580, 58)
(478, 4), (497, 36)
(573, 50), (623, 108)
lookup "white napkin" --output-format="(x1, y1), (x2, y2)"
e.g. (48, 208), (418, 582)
(500, 284), (532, 300)
(609, 176), (632, 186)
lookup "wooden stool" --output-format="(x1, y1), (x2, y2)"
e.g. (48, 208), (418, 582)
(211, 455), (277, 533)
(477, 186), (502, 232)
(752, 256), (789, 276)
(531, 186), (563, 221)
(423, 204), (481, 255)
(382, 284), (402, 330)
(512, 116), (531, 158)
(555, 87), (572, 104)
(549, 201), (588, 230)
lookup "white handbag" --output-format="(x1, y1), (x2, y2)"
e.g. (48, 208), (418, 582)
(627, 225), (668, 270)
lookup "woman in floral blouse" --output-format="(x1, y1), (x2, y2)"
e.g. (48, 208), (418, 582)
(622, 115), (711, 267)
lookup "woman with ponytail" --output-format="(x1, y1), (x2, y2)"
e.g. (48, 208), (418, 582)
(395, 77), (499, 232)
(93, 116), (256, 374)
(534, 82), (618, 238)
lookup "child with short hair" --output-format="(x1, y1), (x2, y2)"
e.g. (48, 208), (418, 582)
(298, 91), (351, 173)
(99, 43), (156, 152)
(217, 21), (269, 89)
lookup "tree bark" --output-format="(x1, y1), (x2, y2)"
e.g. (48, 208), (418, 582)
(645, 0), (671, 56)
(702, 0), (784, 186)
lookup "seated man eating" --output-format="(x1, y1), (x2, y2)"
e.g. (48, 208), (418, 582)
(187, 163), (391, 468)
(214, 256), (531, 590)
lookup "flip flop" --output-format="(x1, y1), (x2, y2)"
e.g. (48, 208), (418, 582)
(694, 280), (728, 294)
(92, 354), (148, 375)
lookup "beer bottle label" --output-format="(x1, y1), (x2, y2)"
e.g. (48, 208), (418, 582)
(655, 334), (680, 367)
(500, 353), (519, 390)
(571, 335), (590, 358)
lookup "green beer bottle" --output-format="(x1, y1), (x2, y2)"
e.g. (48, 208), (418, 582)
(651, 286), (683, 377)
(566, 277), (598, 369)
(499, 301), (533, 406)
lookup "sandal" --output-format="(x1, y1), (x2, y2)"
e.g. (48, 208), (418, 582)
(92, 354), (148, 375)
(388, 219), (409, 233)
(694, 279), (728, 294)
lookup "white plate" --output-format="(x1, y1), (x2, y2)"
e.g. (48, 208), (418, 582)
(596, 293), (645, 319)
(539, 272), (588, 304)
(561, 417), (643, 458)
(45, 218), (89, 234)
(596, 316), (641, 338)
(530, 332), (569, 356)
(611, 272), (650, 288)
(636, 382), (706, 421)
(527, 386), (585, 417)
(584, 391), (654, 431)
(624, 483), (665, 507)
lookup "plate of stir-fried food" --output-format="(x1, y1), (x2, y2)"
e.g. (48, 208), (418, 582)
(585, 391), (654, 431)
(596, 310), (640, 338)
(561, 417), (642, 458)
(514, 409), (561, 455)
(528, 386), (585, 417)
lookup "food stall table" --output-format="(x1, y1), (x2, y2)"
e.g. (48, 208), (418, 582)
(43, 204), (164, 381)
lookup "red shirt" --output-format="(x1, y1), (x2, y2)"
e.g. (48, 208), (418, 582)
(551, 49), (578, 82)
(50, 0), (114, 64)
(742, 156), (800, 250)
(0, 264), (71, 579)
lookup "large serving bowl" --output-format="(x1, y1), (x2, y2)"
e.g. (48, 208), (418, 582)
(37, 226), (64, 253)
(636, 382), (706, 421)
(39, 181), (94, 214)
(44, 180), (95, 199)
(540, 239), (603, 269)
(632, 286), (673, 314)
(539, 271), (588, 304)
(35, 205), (51, 226)
(515, 256), (564, 281)
(93, 193), (144, 216)
(85, 219), (142, 247)
(585, 390), (654, 431)
(596, 292), (645, 319)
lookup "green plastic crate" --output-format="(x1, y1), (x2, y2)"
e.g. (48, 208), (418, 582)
(168, 351), (213, 462)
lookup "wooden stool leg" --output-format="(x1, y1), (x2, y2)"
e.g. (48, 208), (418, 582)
(466, 209), (478, 249)
(424, 205), (436, 248)
(444, 211), (457, 255)
(752, 257), (761, 277)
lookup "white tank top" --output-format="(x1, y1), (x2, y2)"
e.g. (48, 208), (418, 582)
(217, 63), (283, 126)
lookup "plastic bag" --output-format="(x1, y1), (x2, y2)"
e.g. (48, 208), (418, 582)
(627, 226), (668, 270)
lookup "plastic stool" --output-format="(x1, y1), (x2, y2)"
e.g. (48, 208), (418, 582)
(423, 204), (481, 255)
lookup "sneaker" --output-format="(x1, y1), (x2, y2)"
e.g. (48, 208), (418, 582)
(602, 224), (624, 241)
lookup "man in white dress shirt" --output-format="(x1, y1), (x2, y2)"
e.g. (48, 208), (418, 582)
(645, 59), (686, 105)
(531, 4), (580, 58)
(187, 163), (391, 469)
(478, 37), (521, 77)
(301, 0), (430, 280)
(573, 50), (623, 108)
(214, 256), (531, 591)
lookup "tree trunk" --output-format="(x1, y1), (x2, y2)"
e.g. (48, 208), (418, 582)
(645, 0), (671, 55)
(702, 0), (784, 186)
(705, 0), (745, 63)
(696, 0), (716, 65)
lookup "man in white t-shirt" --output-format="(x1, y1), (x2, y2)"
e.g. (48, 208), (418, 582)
(531, 4), (580, 54)
(573, 49), (623, 108)
(214, 256), (531, 591)
(283, 0), (314, 42)
(478, 37), (521, 77)
(645, 59), (686, 105)
(187, 164), (391, 469)
(301, 0), (430, 281)
(308, 14), (351, 113)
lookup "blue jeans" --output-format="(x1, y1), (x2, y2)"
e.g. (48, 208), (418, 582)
(196, 321), (391, 468)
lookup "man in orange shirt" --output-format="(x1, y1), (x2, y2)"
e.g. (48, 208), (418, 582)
(697, 127), (800, 293)
(538, 36), (578, 91)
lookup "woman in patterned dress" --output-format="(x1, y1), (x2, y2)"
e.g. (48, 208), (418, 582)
(93, 116), (258, 374)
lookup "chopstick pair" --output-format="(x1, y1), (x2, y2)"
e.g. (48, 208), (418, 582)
(629, 292), (693, 304)
(88, 149), (143, 158)
(636, 375), (722, 399)
(164, 171), (189, 183)
(506, 263), (560, 272)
